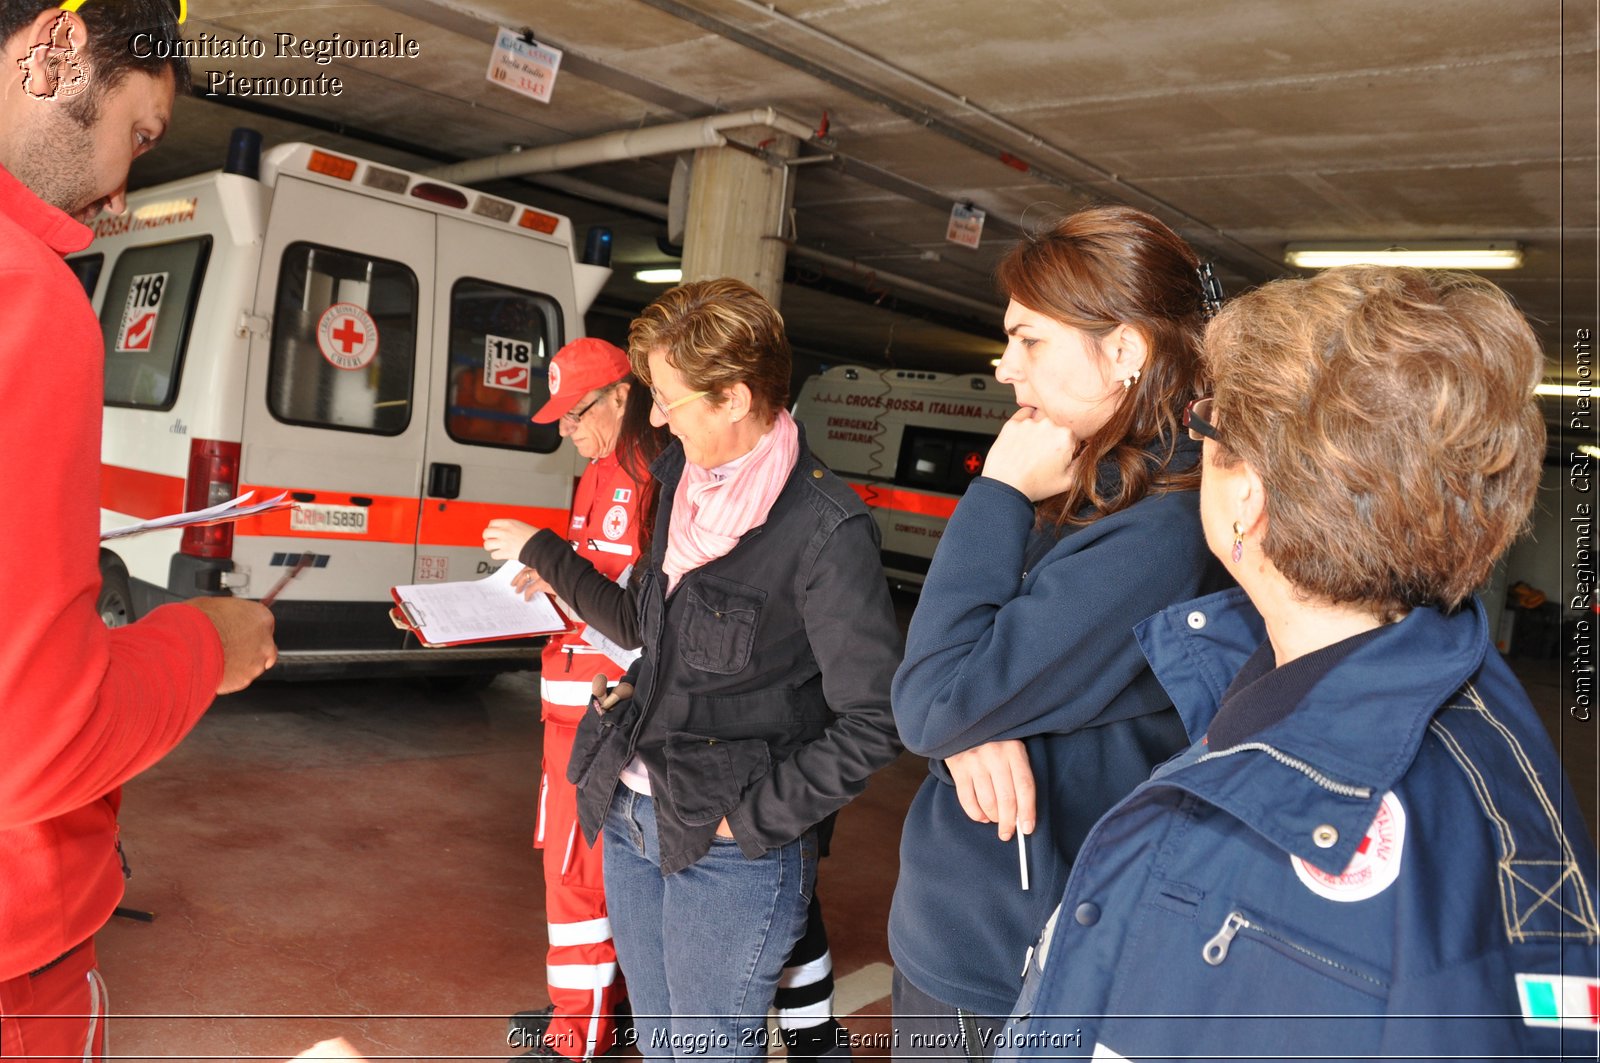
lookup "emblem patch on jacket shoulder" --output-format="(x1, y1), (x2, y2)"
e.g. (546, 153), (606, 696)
(1291, 790), (1406, 902)
(1516, 972), (1600, 1030)
(602, 505), (629, 541)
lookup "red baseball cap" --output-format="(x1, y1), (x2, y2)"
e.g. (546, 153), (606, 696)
(532, 338), (631, 423)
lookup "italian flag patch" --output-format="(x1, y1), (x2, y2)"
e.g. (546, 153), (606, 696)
(1516, 973), (1600, 1030)
(613, 488), (632, 503)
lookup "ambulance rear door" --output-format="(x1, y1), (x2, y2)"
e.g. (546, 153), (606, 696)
(235, 173), (435, 647)
(412, 214), (581, 587)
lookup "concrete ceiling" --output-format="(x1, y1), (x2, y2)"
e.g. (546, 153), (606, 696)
(130, 0), (1596, 395)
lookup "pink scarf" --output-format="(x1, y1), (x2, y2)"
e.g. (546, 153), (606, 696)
(663, 409), (800, 592)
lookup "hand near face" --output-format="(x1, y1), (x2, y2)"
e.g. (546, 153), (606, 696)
(982, 407), (1079, 502)
(482, 519), (535, 562)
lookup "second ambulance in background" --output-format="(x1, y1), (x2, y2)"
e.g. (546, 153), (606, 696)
(794, 365), (1015, 586)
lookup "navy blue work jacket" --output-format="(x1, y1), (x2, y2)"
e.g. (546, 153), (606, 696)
(998, 588), (1599, 1061)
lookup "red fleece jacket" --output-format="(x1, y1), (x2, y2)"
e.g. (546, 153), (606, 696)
(0, 162), (224, 980)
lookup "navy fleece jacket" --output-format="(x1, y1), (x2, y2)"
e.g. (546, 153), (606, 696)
(888, 441), (1225, 1016)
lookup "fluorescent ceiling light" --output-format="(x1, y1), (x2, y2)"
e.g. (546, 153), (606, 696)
(1284, 242), (1523, 270)
(990, 357), (1001, 367)
(1535, 383), (1591, 397)
(634, 268), (683, 284)
(1581, 445), (1600, 461)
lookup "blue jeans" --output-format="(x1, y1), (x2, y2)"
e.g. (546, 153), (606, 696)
(604, 789), (814, 1060)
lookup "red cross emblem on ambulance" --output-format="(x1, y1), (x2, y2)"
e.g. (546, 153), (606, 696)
(316, 302), (379, 371)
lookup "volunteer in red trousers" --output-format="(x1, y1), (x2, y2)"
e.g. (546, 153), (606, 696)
(0, 3), (277, 1059)
(485, 338), (644, 1061)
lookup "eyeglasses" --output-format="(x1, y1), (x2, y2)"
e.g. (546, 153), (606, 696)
(1184, 397), (1222, 443)
(650, 387), (710, 416)
(560, 393), (606, 427)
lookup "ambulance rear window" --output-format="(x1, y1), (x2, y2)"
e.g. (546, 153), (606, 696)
(67, 253), (103, 299)
(267, 243), (418, 436)
(896, 426), (995, 495)
(444, 277), (563, 453)
(100, 237), (211, 411)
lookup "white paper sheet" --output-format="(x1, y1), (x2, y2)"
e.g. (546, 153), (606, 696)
(100, 490), (296, 541)
(392, 562), (567, 646)
(580, 623), (643, 670)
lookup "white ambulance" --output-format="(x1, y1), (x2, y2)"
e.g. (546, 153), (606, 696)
(77, 134), (610, 677)
(794, 365), (1016, 585)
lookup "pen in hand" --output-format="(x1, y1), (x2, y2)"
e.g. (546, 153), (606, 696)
(260, 552), (314, 608)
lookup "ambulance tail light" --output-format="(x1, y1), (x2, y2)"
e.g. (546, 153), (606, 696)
(518, 209), (560, 234)
(180, 439), (241, 560)
(307, 150), (357, 181)
(410, 182), (468, 209)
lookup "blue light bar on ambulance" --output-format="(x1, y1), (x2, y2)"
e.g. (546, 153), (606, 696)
(410, 182), (469, 209)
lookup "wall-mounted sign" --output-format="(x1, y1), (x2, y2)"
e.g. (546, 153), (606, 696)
(946, 202), (986, 249)
(486, 29), (563, 105)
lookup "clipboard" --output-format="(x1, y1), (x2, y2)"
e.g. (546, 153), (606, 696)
(389, 562), (570, 647)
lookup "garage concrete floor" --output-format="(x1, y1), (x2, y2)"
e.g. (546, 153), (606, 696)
(99, 670), (911, 1061)
(96, 653), (1590, 1062)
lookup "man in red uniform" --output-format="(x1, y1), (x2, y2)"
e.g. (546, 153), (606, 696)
(486, 338), (642, 1060)
(0, 3), (278, 1058)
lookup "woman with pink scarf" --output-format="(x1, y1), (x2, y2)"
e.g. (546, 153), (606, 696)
(562, 279), (903, 1060)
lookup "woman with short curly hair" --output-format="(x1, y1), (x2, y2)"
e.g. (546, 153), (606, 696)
(1000, 266), (1599, 1060)
(562, 278), (903, 1060)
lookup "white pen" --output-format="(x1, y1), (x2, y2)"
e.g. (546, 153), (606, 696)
(1017, 829), (1030, 891)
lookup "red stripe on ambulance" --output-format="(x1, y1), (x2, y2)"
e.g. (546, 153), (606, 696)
(100, 463), (187, 519)
(848, 482), (960, 520)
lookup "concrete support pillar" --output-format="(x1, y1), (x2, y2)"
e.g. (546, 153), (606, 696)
(680, 126), (797, 308)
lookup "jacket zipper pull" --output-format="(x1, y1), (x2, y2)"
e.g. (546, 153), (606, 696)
(114, 830), (132, 881)
(1203, 910), (1248, 966)
(565, 646), (574, 672)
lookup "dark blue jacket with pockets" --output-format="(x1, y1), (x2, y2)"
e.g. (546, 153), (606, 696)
(998, 588), (1600, 1061)
(889, 439), (1224, 1016)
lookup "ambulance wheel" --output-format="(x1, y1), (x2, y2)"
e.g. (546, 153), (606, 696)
(97, 556), (136, 629)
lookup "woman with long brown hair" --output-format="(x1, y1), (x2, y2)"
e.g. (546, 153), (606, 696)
(889, 205), (1227, 1056)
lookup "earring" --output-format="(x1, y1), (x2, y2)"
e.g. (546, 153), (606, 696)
(1121, 368), (1142, 391)
(1231, 521), (1244, 564)
(17, 12), (87, 102)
